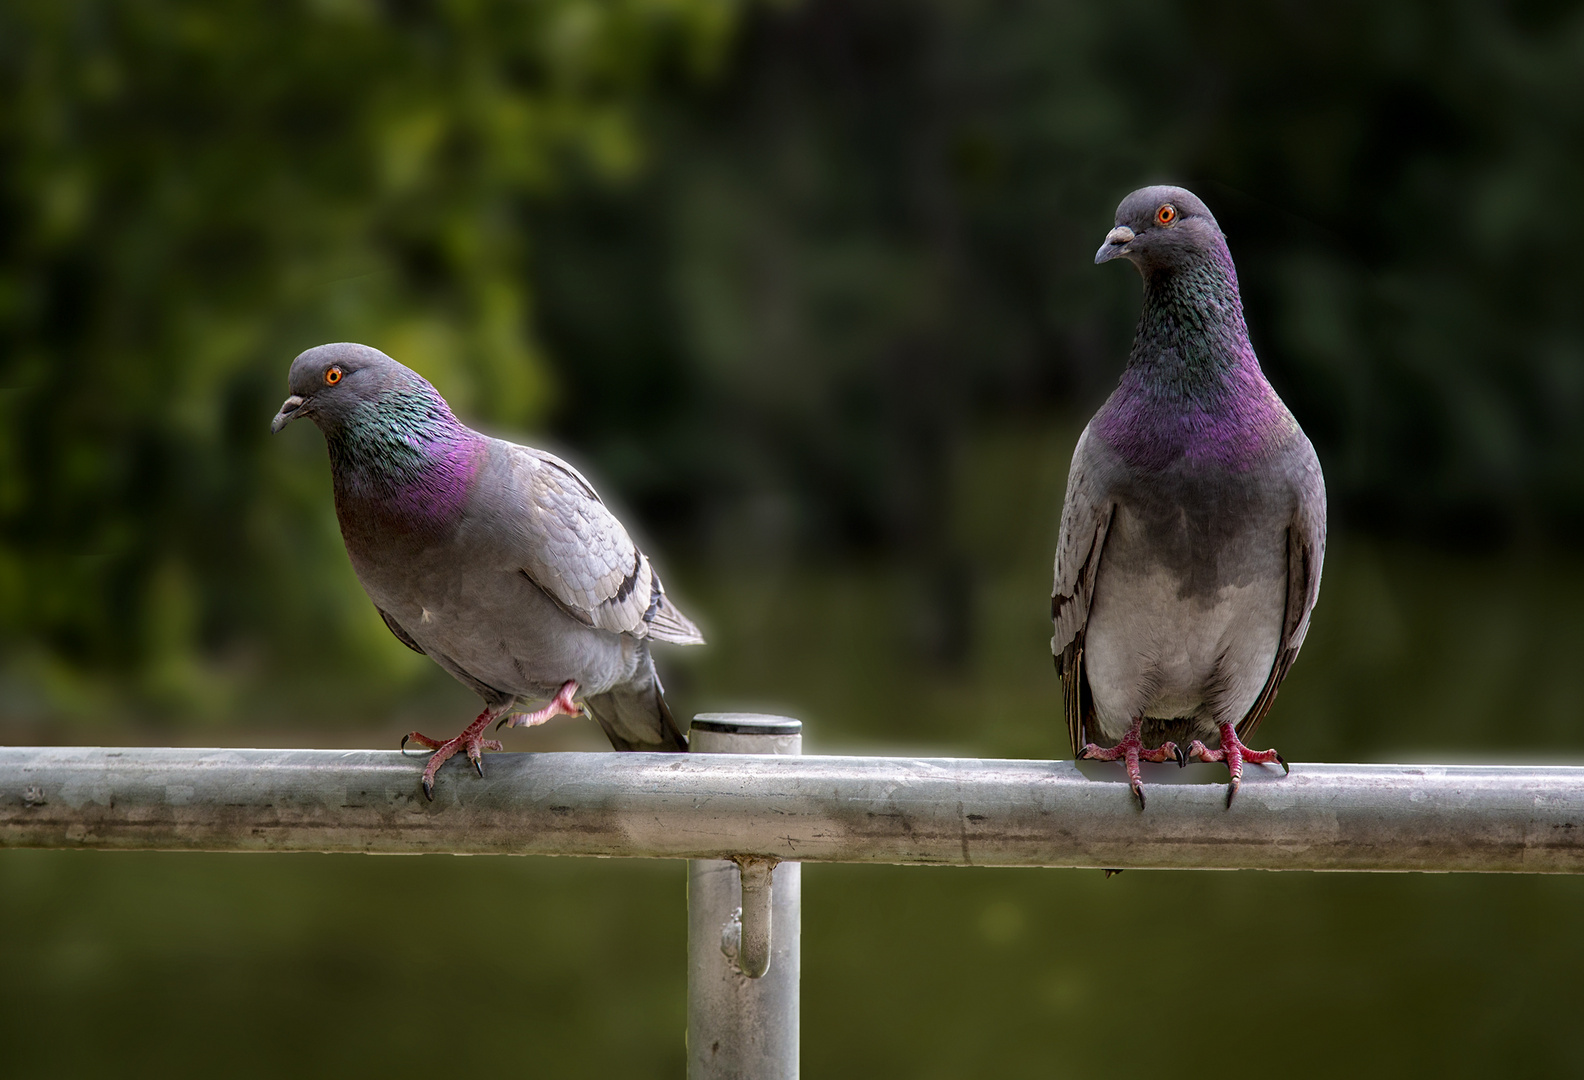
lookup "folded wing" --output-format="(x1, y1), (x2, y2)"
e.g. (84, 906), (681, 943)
(1236, 448), (1326, 741)
(1050, 426), (1115, 755)
(501, 443), (704, 645)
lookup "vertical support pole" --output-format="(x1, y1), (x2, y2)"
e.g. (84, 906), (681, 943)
(687, 714), (802, 1080)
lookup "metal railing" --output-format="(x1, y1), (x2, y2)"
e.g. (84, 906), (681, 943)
(5, 714), (1584, 1077)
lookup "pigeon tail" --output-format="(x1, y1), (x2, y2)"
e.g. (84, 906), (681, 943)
(646, 591), (705, 645)
(585, 651), (689, 752)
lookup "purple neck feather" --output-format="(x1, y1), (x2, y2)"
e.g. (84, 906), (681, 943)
(326, 382), (485, 534)
(1095, 240), (1294, 473)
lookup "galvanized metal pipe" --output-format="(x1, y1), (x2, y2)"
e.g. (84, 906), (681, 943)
(687, 715), (801, 1080)
(729, 856), (779, 980)
(3, 747), (1584, 873)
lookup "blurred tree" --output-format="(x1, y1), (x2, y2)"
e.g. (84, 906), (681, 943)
(527, 0), (1584, 667)
(0, 0), (739, 723)
(5, 0), (1584, 724)
(537, 0), (1584, 553)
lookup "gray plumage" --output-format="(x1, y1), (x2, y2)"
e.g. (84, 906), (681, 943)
(1052, 186), (1325, 804)
(272, 342), (702, 761)
(355, 438), (700, 752)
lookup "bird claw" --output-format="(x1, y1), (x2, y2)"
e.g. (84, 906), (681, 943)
(465, 739), (506, 779)
(495, 681), (584, 734)
(401, 731), (443, 754)
(1192, 724), (1285, 808)
(410, 707), (513, 799)
(1078, 723), (1175, 808)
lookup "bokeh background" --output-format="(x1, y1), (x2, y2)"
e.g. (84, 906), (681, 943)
(4, 0), (1584, 1075)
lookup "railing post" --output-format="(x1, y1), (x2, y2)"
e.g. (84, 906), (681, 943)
(687, 714), (802, 1080)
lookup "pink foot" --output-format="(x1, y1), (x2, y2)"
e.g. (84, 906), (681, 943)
(402, 705), (508, 801)
(1077, 719), (1184, 809)
(495, 680), (583, 732)
(1188, 721), (1289, 806)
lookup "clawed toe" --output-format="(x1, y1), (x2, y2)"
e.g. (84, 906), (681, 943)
(1194, 723), (1286, 808)
(422, 683), (585, 797)
(401, 732), (443, 754)
(1139, 741), (1178, 765)
(496, 681), (584, 733)
(411, 706), (513, 799)
(465, 739), (506, 778)
(1085, 721), (1287, 808)
(1079, 721), (1176, 808)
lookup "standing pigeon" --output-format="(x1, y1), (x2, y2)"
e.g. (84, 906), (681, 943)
(1052, 186), (1325, 807)
(271, 343), (703, 798)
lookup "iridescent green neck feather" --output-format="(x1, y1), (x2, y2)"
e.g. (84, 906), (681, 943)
(325, 382), (484, 529)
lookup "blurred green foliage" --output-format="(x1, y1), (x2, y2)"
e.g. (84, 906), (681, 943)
(0, 0), (738, 722)
(5, 4), (1584, 1074)
(5, 0), (1584, 722)
(535, 0), (1584, 557)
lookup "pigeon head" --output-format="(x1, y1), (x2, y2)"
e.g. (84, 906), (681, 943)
(270, 342), (441, 435)
(1094, 185), (1226, 274)
(271, 341), (482, 526)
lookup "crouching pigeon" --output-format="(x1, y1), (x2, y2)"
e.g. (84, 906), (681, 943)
(1052, 186), (1326, 807)
(272, 343), (704, 798)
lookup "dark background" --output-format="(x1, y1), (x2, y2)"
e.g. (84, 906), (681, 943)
(3, 1), (1583, 1075)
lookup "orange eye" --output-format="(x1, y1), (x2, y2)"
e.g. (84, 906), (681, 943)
(1156, 204), (1177, 226)
(324, 366), (344, 386)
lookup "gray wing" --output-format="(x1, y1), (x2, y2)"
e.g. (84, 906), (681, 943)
(1236, 444), (1327, 740)
(500, 443), (704, 645)
(1050, 425), (1115, 755)
(377, 606), (426, 655)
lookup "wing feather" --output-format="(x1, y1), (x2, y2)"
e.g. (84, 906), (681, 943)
(502, 444), (703, 644)
(1236, 447), (1327, 741)
(377, 606), (426, 655)
(1051, 426), (1114, 755)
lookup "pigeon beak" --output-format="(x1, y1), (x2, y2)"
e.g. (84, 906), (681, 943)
(1094, 225), (1136, 265)
(270, 394), (308, 433)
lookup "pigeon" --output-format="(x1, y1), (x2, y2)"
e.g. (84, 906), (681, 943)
(271, 343), (704, 798)
(1052, 186), (1326, 808)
